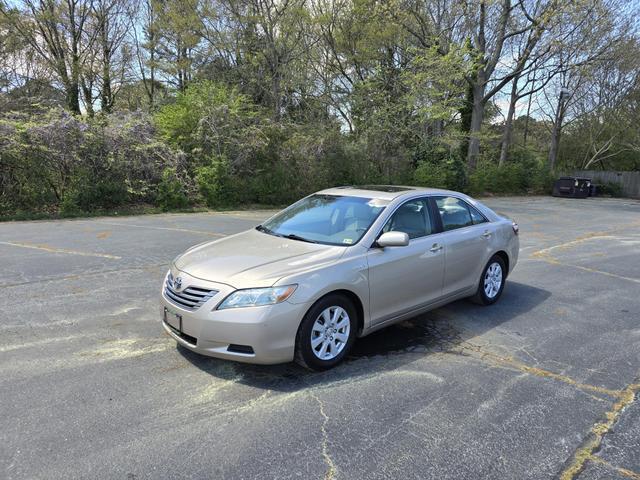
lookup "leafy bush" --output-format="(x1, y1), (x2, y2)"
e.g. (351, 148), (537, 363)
(62, 170), (129, 212)
(413, 140), (467, 191)
(468, 159), (553, 196)
(1, 85), (567, 219)
(156, 168), (189, 210)
(155, 81), (263, 165)
(195, 156), (238, 207)
(0, 109), (181, 215)
(598, 181), (623, 197)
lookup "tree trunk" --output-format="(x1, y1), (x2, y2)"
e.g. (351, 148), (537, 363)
(81, 81), (94, 117)
(466, 81), (486, 171)
(66, 82), (82, 114)
(100, 19), (113, 114)
(499, 76), (519, 167)
(548, 97), (565, 170)
(272, 72), (281, 121)
(522, 72), (535, 146)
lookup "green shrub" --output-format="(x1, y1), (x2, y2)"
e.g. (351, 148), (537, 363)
(413, 141), (466, 191)
(599, 181), (623, 197)
(195, 156), (238, 207)
(154, 81), (260, 162)
(468, 160), (552, 196)
(62, 169), (129, 212)
(156, 168), (189, 210)
(528, 166), (555, 194)
(1, 109), (179, 215)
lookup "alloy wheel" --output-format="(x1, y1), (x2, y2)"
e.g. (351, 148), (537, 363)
(484, 262), (503, 299)
(310, 306), (351, 360)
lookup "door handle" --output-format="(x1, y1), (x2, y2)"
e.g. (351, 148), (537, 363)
(430, 243), (443, 253)
(482, 230), (492, 239)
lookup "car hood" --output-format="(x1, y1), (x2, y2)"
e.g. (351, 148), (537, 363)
(174, 229), (347, 287)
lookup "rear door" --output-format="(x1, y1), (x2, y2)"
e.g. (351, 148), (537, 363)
(367, 197), (445, 325)
(431, 196), (493, 297)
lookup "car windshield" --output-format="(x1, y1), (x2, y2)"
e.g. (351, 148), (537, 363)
(259, 194), (388, 246)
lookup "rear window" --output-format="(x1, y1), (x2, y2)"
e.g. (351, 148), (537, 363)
(435, 196), (487, 231)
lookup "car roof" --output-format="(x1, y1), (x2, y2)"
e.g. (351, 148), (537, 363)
(316, 185), (459, 201)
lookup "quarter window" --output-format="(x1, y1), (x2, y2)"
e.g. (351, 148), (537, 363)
(435, 196), (476, 231)
(382, 198), (432, 239)
(468, 205), (487, 225)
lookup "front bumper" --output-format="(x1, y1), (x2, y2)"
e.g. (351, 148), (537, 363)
(160, 272), (309, 364)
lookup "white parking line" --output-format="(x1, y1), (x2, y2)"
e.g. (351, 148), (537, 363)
(0, 241), (121, 259)
(0, 335), (82, 353)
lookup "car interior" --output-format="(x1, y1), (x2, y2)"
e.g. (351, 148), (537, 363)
(383, 200), (431, 239)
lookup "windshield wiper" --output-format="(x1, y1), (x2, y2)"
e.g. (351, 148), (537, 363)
(257, 225), (317, 244)
(256, 224), (274, 234)
(282, 233), (318, 244)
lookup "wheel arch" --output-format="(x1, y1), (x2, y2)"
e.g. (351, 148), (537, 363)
(303, 289), (365, 336)
(493, 250), (510, 277)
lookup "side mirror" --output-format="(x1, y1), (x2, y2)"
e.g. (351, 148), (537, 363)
(376, 231), (409, 248)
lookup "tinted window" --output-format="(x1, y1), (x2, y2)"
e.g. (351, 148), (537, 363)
(435, 196), (473, 231)
(261, 194), (388, 246)
(382, 198), (431, 239)
(469, 205), (487, 225)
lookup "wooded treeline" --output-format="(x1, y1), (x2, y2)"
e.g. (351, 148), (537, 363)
(1, 0), (639, 215)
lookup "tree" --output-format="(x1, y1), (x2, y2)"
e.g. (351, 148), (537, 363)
(539, 0), (632, 170)
(90, 0), (132, 113)
(1, 0), (94, 114)
(462, 0), (564, 171)
(153, 0), (202, 92)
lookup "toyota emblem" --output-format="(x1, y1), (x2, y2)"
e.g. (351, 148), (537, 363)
(174, 276), (183, 290)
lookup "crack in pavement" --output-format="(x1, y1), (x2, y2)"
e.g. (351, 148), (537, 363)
(448, 342), (623, 399)
(310, 392), (337, 480)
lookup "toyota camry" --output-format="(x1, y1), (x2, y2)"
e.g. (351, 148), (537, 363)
(161, 186), (519, 370)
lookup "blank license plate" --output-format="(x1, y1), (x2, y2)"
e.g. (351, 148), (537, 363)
(164, 307), (182, 332)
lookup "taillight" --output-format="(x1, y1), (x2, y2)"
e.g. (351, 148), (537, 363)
(512, 222), (519, 235)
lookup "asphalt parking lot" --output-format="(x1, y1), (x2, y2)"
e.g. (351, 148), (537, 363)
(1, 196), (639, 480)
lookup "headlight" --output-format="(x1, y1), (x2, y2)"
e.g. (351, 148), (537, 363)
(217, 285), (297, 310)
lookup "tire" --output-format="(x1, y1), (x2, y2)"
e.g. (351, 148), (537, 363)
(471, 255), (506, 306)
(295, 294), (357, 371)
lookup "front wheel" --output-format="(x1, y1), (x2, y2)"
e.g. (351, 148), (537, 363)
(471, 255), (506, 305)
(295, 294), (357, 371)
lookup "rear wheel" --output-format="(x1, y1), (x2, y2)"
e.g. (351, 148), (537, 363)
(471, 255), (506, 305)
(295, 294), (357, 371)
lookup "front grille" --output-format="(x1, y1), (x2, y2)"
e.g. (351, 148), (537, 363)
(164, 273), (218, 311)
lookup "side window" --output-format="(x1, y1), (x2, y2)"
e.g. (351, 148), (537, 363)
(468, 205), (487, 225)
(382, 198), (431, 239)
(435, 196), (473, 231)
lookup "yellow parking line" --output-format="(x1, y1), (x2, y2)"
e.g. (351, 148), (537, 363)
(532, 235), (615, 257)
(97, 221), (227, 237)
(0, 241), (121, 259)
(588, 457), (640, 479)
(559, 382), (640, 480)
(560, 262), (640, 284)
(531, 256), (640, 285)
